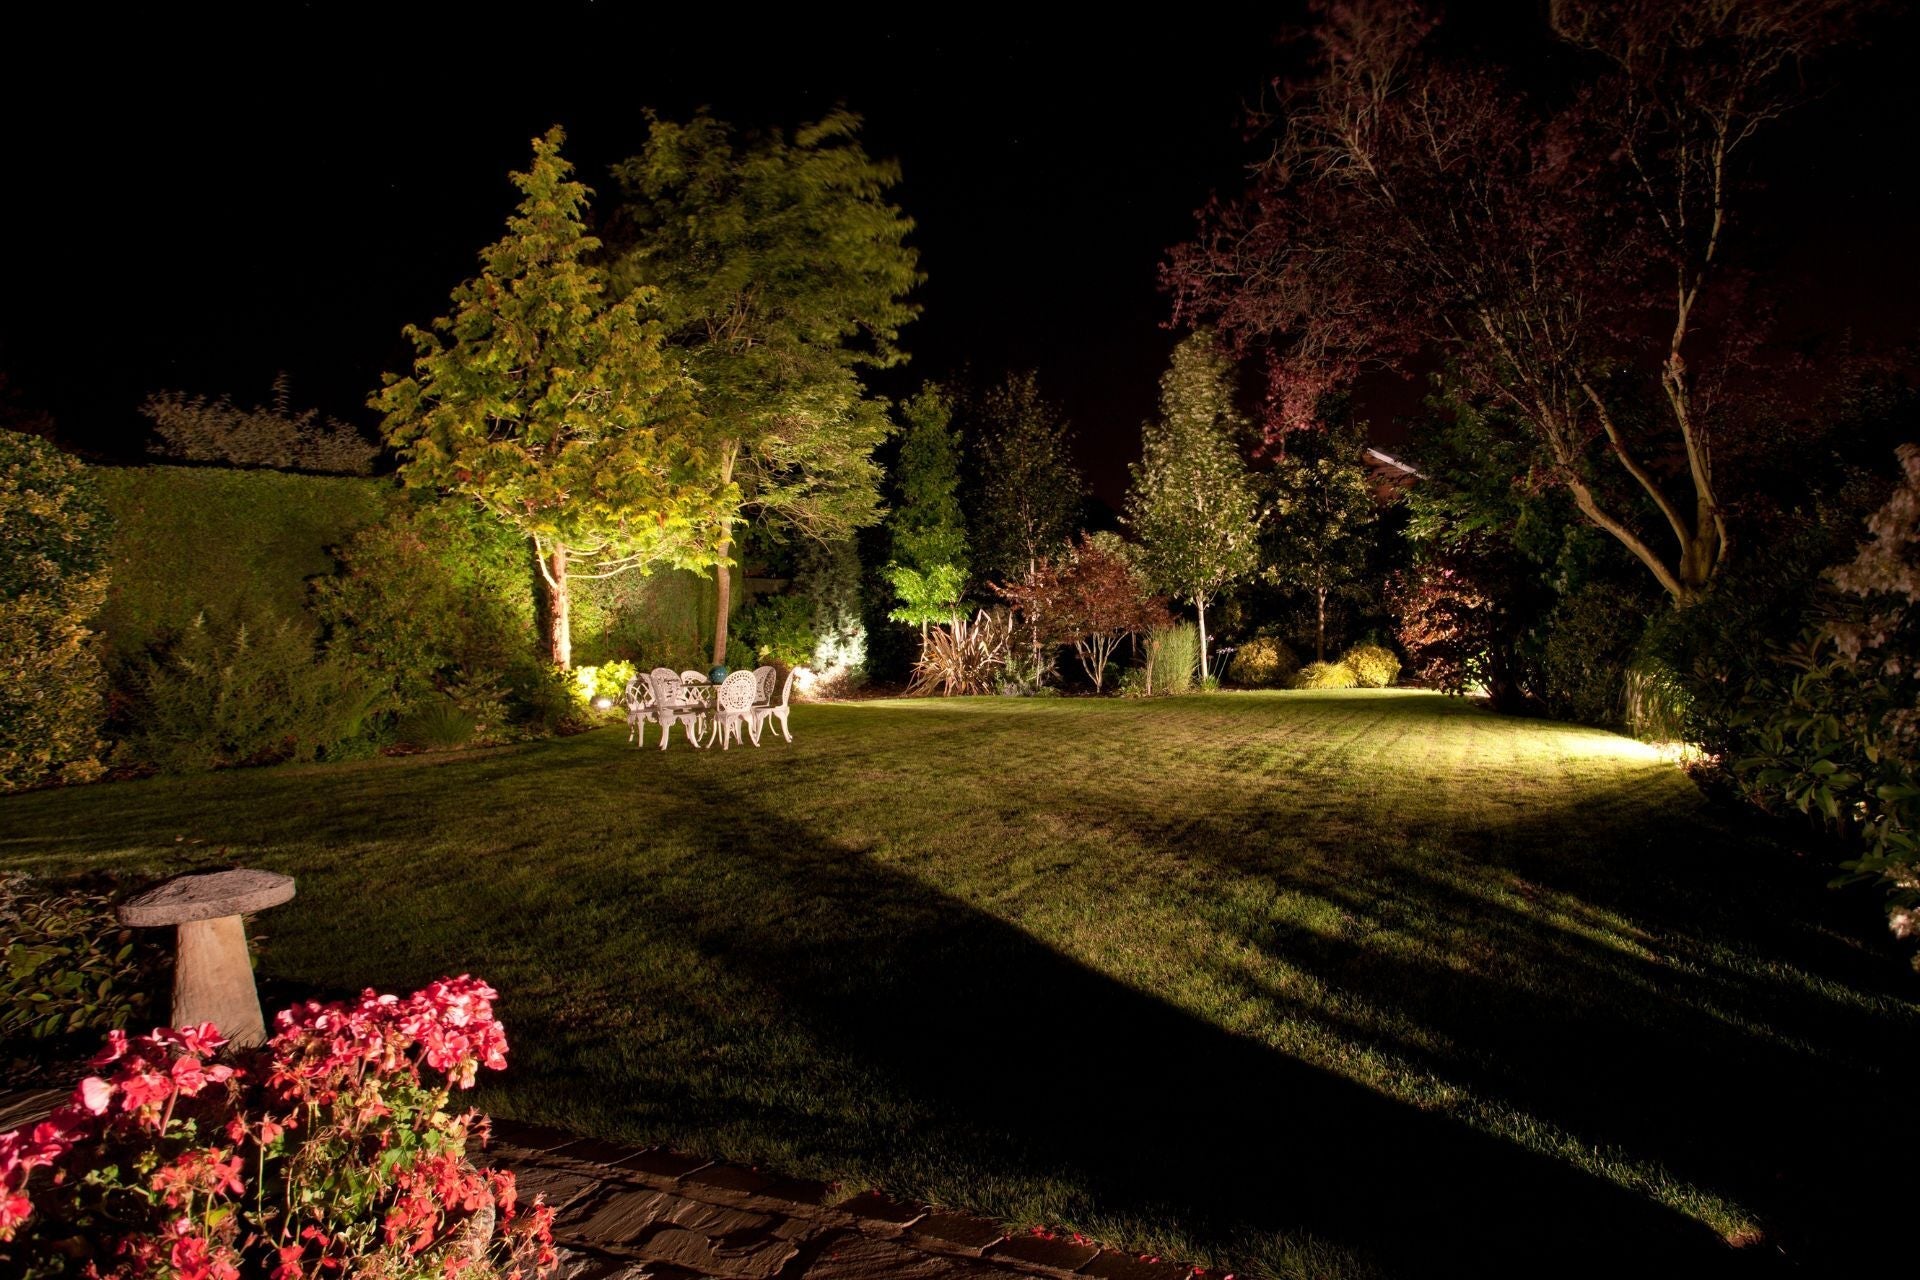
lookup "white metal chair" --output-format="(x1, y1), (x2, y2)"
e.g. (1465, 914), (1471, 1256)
(711, 670), (761, 750)
(621, 675), (654, 746)
(750, 667), (796, 744)
(679, 669), (710, 687)
(646, 672), (708, 750)
(751, 665), (776, 706)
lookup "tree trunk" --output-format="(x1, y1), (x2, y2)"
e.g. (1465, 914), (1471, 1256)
(1316, 587), (1327, 663)
(710, 528), (732, 668)
(1196, 594), (1210, 683)
(710, 444), (739, 668)
(546, 543), (571, 670)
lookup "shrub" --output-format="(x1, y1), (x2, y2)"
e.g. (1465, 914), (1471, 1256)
(0, 977), (557, 1277)
(1342, 642), (1401, 688)
(394, 700), (478, 750)
(1623, 651), (1692, 744)
(312, 498), (537, 722)
(1294, 660), (1360, 689)
(508, 664), (577, 735)
(1390, 544), (1532, 710)
(1736, 445), (1920, 952)
(908, 610), (1012, 696)
(0, 433), (111, 791)
(1146, 622), (1199, 696)
(1538, 583), (1645, 727)
(118, 612), (378, 772)
(735, 594), (815, 668)
(570, 660), (637, 710)
(140, 377), (380, 474)
(1230, 635), (1300, 687)
(1, 876), (164, 1065)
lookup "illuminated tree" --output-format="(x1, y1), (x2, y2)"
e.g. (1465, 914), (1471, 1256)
(375, 128), (727, 668)
(1168, 0), (1859, 604)
(1126, 332), (1261, 679)
(611, 111), (920, 665)
(885, 388), (970, 630)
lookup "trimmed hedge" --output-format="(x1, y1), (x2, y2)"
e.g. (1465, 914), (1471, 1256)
(94, 466), (394, 657)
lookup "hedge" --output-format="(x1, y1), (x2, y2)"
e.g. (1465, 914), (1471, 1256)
(93, 466), (395, 657)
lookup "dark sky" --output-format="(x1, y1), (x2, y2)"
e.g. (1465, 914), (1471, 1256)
(1, 6), (1289, 503)
(3, 5), (1916, 505)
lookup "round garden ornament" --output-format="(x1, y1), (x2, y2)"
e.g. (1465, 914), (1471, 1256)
(117, 869), (295, 1049)
(708, 663), (730, 683)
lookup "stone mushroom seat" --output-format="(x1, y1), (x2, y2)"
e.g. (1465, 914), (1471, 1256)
(117, 869), (295, 1050)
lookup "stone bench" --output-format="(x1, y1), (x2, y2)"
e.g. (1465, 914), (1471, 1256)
(117, 869), (295, 1049)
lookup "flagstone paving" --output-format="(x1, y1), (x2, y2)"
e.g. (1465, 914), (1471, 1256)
(0, 1091), (1210, 1279)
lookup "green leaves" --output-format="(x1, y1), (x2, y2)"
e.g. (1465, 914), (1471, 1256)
(1, 876), (161, 1048)
(376, 127), (732, 581)
(609, 110), (920, 547)
(1127, 333), (1261, 605)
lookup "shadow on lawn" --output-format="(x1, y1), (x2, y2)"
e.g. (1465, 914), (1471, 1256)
(657, 788), (1746, 1279)
(1135, 785), (1916, 1274)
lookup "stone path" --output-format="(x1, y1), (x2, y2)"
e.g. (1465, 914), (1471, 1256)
(0, 1091), (1210, 1280)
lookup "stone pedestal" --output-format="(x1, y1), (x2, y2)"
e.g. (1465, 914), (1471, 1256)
(117, 869), (296, 1049)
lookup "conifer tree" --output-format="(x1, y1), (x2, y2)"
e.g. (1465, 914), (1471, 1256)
(375, 128), (727, 668)
(885, 388), (969, 629)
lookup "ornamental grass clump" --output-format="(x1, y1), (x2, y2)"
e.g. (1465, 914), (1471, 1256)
(0, 976), (556, 1280)
(1294, 660), (1360, 689)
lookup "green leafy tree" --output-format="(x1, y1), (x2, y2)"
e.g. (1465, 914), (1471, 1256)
(374, 128), (727, 669)
(970, 372), (1084, 582)
(1126, 333), (1261, 678)
(1265, 447), (1377, 663)
(610, 110), (921, 665)
(885, 388), (969, 629)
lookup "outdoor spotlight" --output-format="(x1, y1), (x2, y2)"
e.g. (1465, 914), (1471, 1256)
(593, 696), (614, 711)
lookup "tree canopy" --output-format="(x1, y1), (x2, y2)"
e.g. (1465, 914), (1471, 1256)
(609, 110), (921, 662)
(969, 372), (1084, 582)
(1126, 332), (1261, 678)
(1167, 0), (1859, 604)
(1264, 435), (1378, 663)
(374, 127), (727, 668)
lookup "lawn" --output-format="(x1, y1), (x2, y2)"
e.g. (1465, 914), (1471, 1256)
(2, 691), (1911, 1277)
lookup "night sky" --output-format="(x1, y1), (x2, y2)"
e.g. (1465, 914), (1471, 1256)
(4, 4), (1916, 504)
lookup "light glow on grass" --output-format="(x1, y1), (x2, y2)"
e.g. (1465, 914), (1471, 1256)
(1, 690), (1909, 1277)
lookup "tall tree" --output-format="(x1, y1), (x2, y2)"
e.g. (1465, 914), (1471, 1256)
(610, 110), (921, 665)
(1263, 444), (1377, 663)
(375, 128), (727, 669)
(1126, 332), (1261, 679)
(885, 388), (970, 630)
(969, 372), (1084, 582)
(1167, 0), (1858, 605)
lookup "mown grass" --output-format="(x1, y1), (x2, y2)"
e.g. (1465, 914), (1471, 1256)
(3, 691), (1912, 1277)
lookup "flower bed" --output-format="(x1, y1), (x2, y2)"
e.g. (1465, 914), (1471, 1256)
(1, 976), (555, 1279)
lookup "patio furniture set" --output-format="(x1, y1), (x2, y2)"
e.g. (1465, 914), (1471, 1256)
(623, 666), (795, 750)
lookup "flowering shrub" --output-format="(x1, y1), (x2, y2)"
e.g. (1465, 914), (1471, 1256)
(1, 976), (555, 1280)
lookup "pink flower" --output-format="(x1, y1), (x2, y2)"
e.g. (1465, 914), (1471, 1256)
(75, 1076), (113, 1116)
(91, 1028), (129, 1066)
